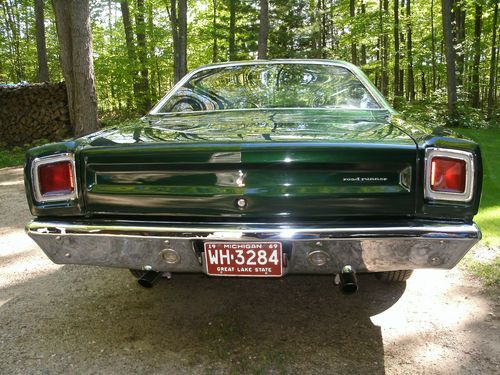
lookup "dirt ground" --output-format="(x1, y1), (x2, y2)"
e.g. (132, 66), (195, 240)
(0, 167), (498, 374)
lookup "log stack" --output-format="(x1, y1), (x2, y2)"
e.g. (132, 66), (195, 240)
(0, 82), (72, 147)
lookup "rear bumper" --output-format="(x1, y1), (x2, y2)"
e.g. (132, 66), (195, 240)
(26, 219), (481, 274)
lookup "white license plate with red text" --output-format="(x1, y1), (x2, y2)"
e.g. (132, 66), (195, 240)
(204, 242), (283, 277)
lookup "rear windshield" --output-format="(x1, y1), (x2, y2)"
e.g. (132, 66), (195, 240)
(156, 64), (381, 113)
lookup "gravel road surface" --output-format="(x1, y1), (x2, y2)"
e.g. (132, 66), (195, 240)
(0, 167), (498, 374)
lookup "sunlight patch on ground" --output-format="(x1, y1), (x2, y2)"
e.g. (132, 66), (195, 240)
(371, 269), (490, 335)
(0, 227), (61, 290)
(0, 178), (23, 186)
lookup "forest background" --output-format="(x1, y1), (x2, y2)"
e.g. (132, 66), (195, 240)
(0, 0), (498, 129)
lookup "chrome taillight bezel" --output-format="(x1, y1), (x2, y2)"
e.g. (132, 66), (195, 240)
(424, 148), (474, 202)
(31, 153), (78, 203)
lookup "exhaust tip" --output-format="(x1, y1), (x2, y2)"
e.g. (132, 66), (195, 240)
(338, 265), (358, 294)
(137, 270), (163, 288)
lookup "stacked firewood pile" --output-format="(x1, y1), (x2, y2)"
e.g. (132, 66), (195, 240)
(0, 82), (72, 147)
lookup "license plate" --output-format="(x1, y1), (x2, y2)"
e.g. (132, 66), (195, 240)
(204, 242), (283, 277)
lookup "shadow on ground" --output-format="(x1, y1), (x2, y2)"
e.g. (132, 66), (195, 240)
(0, 266), (405, 374)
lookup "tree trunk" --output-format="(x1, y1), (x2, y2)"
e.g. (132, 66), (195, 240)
(52, 0), (100, 136)
(120, 1), (140, 108)
(170, 0), (180, 83)
(178, 0), (187, 78)
(393, 0), (400, 98)
(487, 1), (498, 119)
(453, 0), (466, 87)
(431, 0), (436, 92)
(350, 0), (357, 65)
(378, 0), (388, 96)
(229, 0), (236, 60)
(34, 0), (49, 82)
(170, 0), (187, 83)
(212, 0), (218, 63)
(135, 0), (151, 113)
(471, 4), (482, 108)
(441, 0), (458, 119)
(406, 0), (415, 101)
(258, 0), (269, 59)
(421, 71), (427, 97)
(360, 0), (367, 65)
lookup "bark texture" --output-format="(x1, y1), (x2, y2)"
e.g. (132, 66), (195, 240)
(229, 0), (236, 60)
(52, 0), (100, 136)
(135, 0), (151, 113)
(471, 4), (482, 108)
(34, 0), (49, 82)
(441, 0), (458, 118)
(258, 0), (268, 59)
(171, 0), (187, 83)
(487, 1), (498, 119)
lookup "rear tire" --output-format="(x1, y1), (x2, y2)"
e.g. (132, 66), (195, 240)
(376, 270), (413, 282)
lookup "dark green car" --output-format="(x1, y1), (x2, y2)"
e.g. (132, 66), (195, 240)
(24, 60), (482, 292)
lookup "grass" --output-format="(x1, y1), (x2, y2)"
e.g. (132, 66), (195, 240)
(457, 128), (500, 246)
(0, 147), (26, 169)
(457, 128), (500, 289)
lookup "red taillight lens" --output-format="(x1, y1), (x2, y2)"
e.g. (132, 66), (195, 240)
(38, 161), (74, 196)
(430, 157), (466, 193)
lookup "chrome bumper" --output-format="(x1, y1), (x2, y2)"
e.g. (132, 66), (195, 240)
(26, 219), (481, 274)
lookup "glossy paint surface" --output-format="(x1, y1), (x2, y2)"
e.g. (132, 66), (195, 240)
(79, 109), (417, 218)
(23, 61), (482, 221)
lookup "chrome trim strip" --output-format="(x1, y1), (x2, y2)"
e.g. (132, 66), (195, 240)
(424, 148), (475, 202)
(148, 60), (392, 115)
(31, 153), (78, 203)
(26, 220), (481, 240)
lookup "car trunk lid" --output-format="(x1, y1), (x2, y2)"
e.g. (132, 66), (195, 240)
(79, 109), (417, 218)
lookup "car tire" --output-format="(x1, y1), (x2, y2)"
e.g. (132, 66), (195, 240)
(376, 270), (413, 282)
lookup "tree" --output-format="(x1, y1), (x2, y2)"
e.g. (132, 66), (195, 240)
(120, 1), (140, 108)
(212, 0), (218, 62)
(360, 1), (367, 65)
(228, 0), (236, 60)
(378, 0), (388, 96)
(406, 0), (415, 101)
(487, 0), (498, 119)
(350, 0), (357, 65)
(430, 0), (437, 92)
(471, 3), (482, 108)
(170, 0), (187, 83)
(453, 0), (466, 86)
(441, 0), (458, 119)
(52, 0), (99, 136)
(135, 0), (151, 112)
(34, 0), (49, 82)
(258, 0), (269, 59)
(393, 0), (400, 98)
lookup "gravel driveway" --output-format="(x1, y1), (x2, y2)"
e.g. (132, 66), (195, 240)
(0, 167), (499, 374)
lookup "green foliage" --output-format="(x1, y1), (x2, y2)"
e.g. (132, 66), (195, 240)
(0, 138), (51, 169)
(0, 0), (498, 123)
(458, 128), (500, 247)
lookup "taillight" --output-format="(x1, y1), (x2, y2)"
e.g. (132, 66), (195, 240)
(430, 157), (466, 193)
(32, 154), (77, 203)
(38, 161), (74, 196)
(425, 148), (474, 202)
